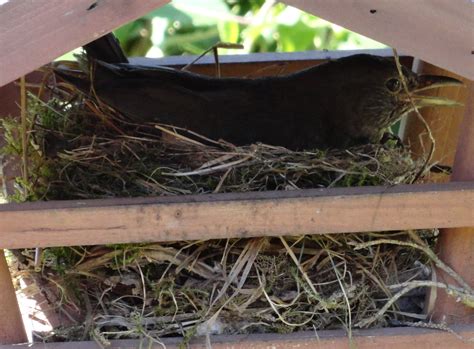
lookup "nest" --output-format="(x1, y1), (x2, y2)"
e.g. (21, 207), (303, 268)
(2, 65), (471, 344)
(2, 86), (422, 201)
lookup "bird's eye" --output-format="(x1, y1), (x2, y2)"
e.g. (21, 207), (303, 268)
(386, 78), (401, 92)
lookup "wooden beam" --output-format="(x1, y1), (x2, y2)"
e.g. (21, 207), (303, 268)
(0, 250), (27, 345)
(402, 60), (470, 173)
(0, 325), (473, 348)
(131, 48), (400, 66)
(130, 48), (413, 77)
(284, 0), (474, 79)
(0, 0), (169, 87)
(450, 83), (474, 181)
(433, 82), (474, 324)
(399, 62), (473, 323)
(0, 182), (473, 249)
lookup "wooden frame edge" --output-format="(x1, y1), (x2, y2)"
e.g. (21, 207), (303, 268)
(1, 181), (473, 249)
(1, 325), (473, 348)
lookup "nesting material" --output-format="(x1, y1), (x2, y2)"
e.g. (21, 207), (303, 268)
(1, 86), (422, 200)
(2, 66), (471, 343)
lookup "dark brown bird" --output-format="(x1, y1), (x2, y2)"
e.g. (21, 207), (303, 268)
(55, 34), (462, 150)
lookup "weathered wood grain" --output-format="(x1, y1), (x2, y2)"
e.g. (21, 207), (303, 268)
(434, 82), (474, 323)
(1, 182), (473, 249)
(1, 325), (473, 348)
(131, 48), (413, 78)
(0, 0), (169, 86)
(402, 61), (470, 170)
(284, 0), (474, 79)
(0, 250), (27, 344)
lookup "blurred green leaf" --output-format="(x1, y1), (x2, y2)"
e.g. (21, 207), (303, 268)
(218, 20), (241, 44)
(277, 21), (316, 52)
(115, 19), (153, 56)
(172, 0), (231, 26)
(60, 0), (386, 60)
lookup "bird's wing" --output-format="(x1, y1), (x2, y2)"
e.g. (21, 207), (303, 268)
(56, 60), (308, 147)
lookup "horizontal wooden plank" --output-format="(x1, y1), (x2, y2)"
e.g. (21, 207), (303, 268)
(131, 49), (413, 78)
(130, 48), (404, 66)
(284, 0), (474, 80)
(0, 182), (473, 249)
(0, 0), (169, 87)
(1, 325), (473, 348)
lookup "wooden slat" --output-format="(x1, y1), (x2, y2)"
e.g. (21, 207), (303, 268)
(284, 0), (474, 79)
(434, 82), (474, 324)
(0, 250), (27, 344)
(398, 64), (473, 323)
(1, 325), (473, 348)
(131, 49), (413, 78)
(0, 182), (473, 249)
(402, 61), (470, 173)
(131, 48), (400, 66)
(450, 83), (474, 181)
(0, 0), (169, 87)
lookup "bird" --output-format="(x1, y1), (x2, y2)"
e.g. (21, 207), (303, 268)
(82, 33), (128, 64)
(55, 34), (462, 150)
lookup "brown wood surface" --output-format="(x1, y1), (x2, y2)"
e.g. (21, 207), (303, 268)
(0, 182), (473, 249)
(433, 82), (474, 324)
(403, 61), (470, 173)
(0, 0), (169, 87)
(131, 48), (413, 78)
(284, 0), (474, 80)
(0, 250), (27, 344)
(0, 325), (473, 349)
(399, 62), (473, 324)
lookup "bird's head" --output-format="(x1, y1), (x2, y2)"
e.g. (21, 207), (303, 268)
(325, 54), (464, 135)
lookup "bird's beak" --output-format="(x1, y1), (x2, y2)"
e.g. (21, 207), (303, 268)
(409, 75), (464, 108)
(415, 75), (464, 92)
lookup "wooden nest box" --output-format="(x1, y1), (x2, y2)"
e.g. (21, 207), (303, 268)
(0, 0), (472, 347)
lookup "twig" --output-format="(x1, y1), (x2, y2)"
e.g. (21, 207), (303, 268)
(327, 251), (353, 342)
(356, 280), (473, 328)
(280, 236), (327, 309)
(392, 48), (435, 183)
(350, 239), (472, 292)
(181, 42), (244, 76)
(20, 76), (28, 195)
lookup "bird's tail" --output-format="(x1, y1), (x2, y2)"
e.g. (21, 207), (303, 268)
(83, 33), (128, 64)
(53, 32), (127, 92)
(53, 64), (91, 93)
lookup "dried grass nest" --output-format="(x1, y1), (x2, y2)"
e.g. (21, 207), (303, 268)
(2, 65), (472, 344)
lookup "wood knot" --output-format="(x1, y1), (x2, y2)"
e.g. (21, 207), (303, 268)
(87, 1), (98, 11)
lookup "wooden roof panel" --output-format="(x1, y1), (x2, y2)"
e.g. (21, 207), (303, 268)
(284, 0), (474, 79)
(0, 0), (169, 86)
(0, 0), (472, 84)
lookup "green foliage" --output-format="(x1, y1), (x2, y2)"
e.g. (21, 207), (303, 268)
(109, 0), (385, 58)
(114, 18), (153, 57)
(42, 247), (80, 274)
